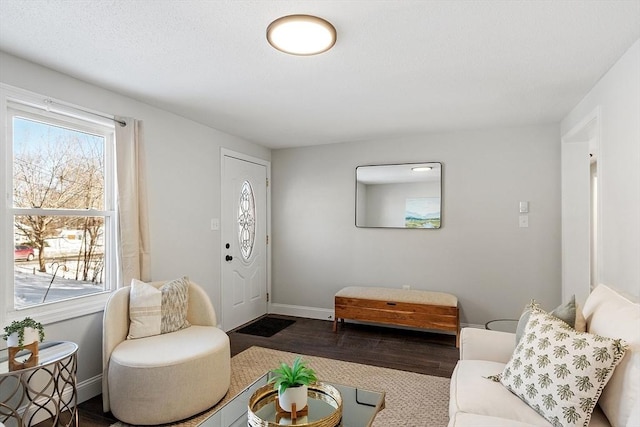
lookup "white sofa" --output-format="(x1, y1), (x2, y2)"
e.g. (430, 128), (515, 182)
(449, 284), (639, 427)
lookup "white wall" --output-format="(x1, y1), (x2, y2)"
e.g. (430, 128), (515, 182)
(271, 125), (561, 325)
(0, 52), (270, 399)
(561, 39), (640, 298)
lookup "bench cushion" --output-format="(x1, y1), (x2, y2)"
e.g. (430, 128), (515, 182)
(336, 286), (457, 307)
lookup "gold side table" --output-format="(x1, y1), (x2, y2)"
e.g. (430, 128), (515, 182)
(0, 341), (78, 427)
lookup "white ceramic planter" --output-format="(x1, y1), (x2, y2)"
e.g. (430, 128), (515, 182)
(7, 327), (39, 348)
(278, 384), (308, 413)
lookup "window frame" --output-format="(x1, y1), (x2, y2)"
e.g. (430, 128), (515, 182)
(1, 84), (118, 327)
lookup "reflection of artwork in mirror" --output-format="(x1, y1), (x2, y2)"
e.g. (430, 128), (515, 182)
(356, 162), (441, 229)
(405, 197), (441, 228)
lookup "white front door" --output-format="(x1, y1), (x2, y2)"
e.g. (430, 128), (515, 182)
(221, 152), (268, 331)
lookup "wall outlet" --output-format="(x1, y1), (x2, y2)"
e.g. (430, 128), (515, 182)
(402, 285), (411, 290)
(519, 215), (529, 228)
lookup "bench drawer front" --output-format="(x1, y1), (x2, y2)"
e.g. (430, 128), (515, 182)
(335, 296), (458, 331)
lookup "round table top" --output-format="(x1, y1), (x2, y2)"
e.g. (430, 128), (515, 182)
(248, 382), (342, 427)
(0, 340), (77, 375)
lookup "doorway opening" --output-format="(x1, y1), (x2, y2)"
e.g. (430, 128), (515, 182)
(561, 107), (601, 305)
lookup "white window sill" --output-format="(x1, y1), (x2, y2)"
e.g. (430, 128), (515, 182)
(5, 292), (111, 327)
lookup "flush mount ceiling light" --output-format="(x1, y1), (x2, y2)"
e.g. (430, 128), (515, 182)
(267, 15), (336, 56)
(412, 166), (433, 172)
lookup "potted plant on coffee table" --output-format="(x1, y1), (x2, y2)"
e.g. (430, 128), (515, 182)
(269, 356), (317, 413)
(3, 317), (45, 350)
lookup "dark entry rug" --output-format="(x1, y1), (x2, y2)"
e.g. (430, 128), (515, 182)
(235, 316), (295, 337)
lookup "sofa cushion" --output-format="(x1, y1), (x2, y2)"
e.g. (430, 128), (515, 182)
(112, 325), (226, 367)
(448, 407), (611, 427)
(450, 360), (551, 426)
(448, 412), (541, 427)
(460, 328), (517, 363)
(582, 284), (640, 427)
(496, 308), (627, 427)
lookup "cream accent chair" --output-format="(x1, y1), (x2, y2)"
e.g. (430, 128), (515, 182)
(102, 280), (231, 425)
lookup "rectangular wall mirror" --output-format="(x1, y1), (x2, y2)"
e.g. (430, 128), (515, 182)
(356, 162), (442, 229)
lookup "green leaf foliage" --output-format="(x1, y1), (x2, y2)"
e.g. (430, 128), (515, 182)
(2, 317), (45, 349)
(269, 357), (317, 393)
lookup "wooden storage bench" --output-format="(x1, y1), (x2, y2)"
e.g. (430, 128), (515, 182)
(333, 286), (460, 347)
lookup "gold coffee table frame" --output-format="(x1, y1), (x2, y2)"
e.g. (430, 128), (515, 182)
(248, 382), (343, 427)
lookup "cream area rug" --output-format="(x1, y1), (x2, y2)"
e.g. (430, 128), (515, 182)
(110, 346), (450, 427)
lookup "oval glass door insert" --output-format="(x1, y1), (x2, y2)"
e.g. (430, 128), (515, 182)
(238, 180), (256, 260)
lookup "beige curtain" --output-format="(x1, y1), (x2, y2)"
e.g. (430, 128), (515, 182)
(115, 117), (150, 285)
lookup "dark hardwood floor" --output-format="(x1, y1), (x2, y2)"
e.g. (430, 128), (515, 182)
(71, 315), (460, 426)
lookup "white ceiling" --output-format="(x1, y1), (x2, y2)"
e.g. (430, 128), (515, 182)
(1, 1), (638, 149)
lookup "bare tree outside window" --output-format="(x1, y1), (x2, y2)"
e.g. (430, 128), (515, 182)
(12, 116), (108, 307)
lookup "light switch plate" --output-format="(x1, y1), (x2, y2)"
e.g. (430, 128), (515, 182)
(519, 201), (529, 213)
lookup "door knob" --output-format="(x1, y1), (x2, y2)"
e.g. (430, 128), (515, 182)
(225, 255), (233, 261)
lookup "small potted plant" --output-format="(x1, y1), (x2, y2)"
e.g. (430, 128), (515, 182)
(3, 317), (45, 350)
(270, 356), (317, 413)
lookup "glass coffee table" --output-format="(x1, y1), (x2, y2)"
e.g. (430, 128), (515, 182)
(198, 372), (385, 427)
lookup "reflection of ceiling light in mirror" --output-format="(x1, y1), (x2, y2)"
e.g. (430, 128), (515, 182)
(267, 15), (336, 55)
(412, 166), (433, 172)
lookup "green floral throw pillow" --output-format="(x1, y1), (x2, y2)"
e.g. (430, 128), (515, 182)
(491, 307), (627, 427)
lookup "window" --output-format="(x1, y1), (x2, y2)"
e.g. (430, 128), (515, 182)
(1, 85), (118, 325)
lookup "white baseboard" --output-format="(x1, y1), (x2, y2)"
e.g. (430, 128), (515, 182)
(269, 303), (335, 321)
(77, 374), (102, 403)
(269, 302), (483, 331)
